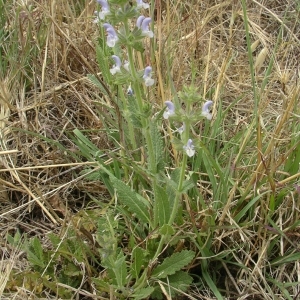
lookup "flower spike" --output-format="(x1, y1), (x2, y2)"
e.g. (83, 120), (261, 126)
(183, 139), (195, 157)
(143, 66), (154, 86)
(201, 100), (213, 120)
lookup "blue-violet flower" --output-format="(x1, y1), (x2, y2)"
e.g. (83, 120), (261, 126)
(103, 23), (118, 47)
(94, 0), (110, 21)
(127, 84), (134, 96)
(163, 101), (175, 119)
(201, 100), (213, 120)
(183, 139), (195, 157)
(177, 123), (185, 134)
(136, 0), (149, 9)
(136, 15), (145, 28)
(143, 66), (154, 86)
(141, 17), (154, 38)
(110, 55), (122, 75)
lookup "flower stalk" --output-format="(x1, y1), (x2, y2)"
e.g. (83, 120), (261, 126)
(123, 20), (156, 173)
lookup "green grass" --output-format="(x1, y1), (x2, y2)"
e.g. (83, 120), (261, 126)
(0, 0), (299, 299)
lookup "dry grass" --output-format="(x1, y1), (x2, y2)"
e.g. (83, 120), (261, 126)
(0, 0), (299, 299)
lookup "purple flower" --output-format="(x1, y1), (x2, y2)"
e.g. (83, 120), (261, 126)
(103, 23), (113, 30)
(110, 55), (122, 75)
(177, 123), (185, 134)
(141, 17), (154, 38)
(201, 100), (213, 120)
(136, 15), (145, 28)
(143, 66), (154, 86)
(127, 84), (134, 96)
(136, 0), (149, 9)
(163, 101), (175, 119)
(94, 0), (110, 21)
(183, 139), (195, 157)
(103, 23), (118, 47)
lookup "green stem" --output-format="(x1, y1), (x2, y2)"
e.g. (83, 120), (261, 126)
(168, 154), (187, 225)
(125, 24), (156, 174)
(149, 133), (189, 262)
(168, 98), (192, 225)
(119, 87), (137, 151)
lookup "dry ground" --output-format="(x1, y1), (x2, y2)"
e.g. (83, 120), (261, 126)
(0, 0), (299, 299)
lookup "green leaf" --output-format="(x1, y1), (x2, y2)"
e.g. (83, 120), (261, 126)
(91, 277), (110, 293)
(163, 168), (180, 208)
(42, 275), (73, 298)
(114, 251), (127, 288)
(284, 140), (300, 175)
(87, 73), (110, 97)
(79, 167), (115, 197)
(157, 271), (193, 297)
(150, 287), (164, 300)
(266, 276), (296, 300)
(181, 178), (195, 193)
(110, 176), (151, 224)
(95, 44), (110, 84)
(6, 230), (22, 247)
(159, 224), (174, 235)
(63, 262), (82, 277)
(73, 129), (102, 155)
(131, 247), (146, 279)
(131, 287), (155, 299)
(234, 191), (267, 223)
(73, 128), (100, 159)
(47, 232), (61, 248)
(27, 237), (46, 269)
(127, 95), (143, 128)
(202, 266), (223, 300)
(150, 121), (165, 173)
(27, 252), (45, 269)
(166, 271), (193, 292)
(270, 251), (300, 266)
(12, 128), (79, 161)
(154, 184), (170, 227)
(152, 250), (195, 279)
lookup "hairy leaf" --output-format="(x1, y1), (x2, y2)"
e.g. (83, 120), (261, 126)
(154, 184), (170, 227)
(87, 74), (109, 97)
(131, 287), (155, 299)
(159, 224), (174, 235)
(166, 270), (193, 292)
(110, 176), (150, 224)
(114, 251), (127, 288)
(157, 271), (193, 297)
(95, 44), (110, 84)
(27, 237), (46, 269)
(150, 121), (164, 173)
(152, 250), (195, 279)
(131, 246), (146, 279)
(127, 94), (143, 128)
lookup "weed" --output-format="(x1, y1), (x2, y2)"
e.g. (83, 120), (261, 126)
(1, 0), (299, 299)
